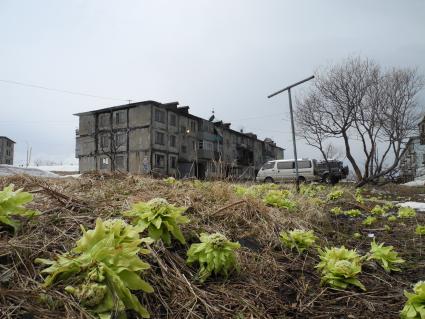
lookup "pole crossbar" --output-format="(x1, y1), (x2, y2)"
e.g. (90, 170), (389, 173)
(267, 75), (314, 192)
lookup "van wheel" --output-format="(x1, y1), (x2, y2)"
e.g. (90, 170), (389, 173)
(297, 176), (306, 183)
(323, 174), (332, 184)
(264, 177), (274, 183)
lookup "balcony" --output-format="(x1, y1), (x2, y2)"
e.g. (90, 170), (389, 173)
(197, 149), (214, 160)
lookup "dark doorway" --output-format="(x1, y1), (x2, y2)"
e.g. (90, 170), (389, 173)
(197, 162), (206, 179)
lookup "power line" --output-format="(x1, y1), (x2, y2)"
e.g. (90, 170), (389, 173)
(0, 79), (131, 102)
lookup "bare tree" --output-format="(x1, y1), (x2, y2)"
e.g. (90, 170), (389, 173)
(296, 57), (423, 186)
(99, 130), (128, 172)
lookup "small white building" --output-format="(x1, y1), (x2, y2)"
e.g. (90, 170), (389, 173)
(399, 116), (425, 181)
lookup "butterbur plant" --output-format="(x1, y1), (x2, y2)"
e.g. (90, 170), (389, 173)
(370, 205), (385, 215)
(316, 246), (365, 291)
(367, 240), (404, 272)
(362, 216), (377, 226)
(327, 189), (344, 201)
(263, 190), (297, 211)
(388, 215), (397, 222)
(279, 229), (317, 253)
(344, 209), (362, 217)
(400, 281), (425, 319)
(398, 207), (417, 219)
(416, 225), (425, 235)
(0, 184), (39, 233)
(35, 218), (153, 319)
(355, 188), (365, 204)
(186, 232), (240, 283)
(123, 198), (189, 245)
(330, 207), (343, 215)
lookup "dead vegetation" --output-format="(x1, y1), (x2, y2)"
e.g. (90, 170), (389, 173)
(0, 174), (424, 319)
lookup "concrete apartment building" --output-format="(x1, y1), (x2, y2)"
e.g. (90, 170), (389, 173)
(0, 136), (15, 165)
(399, 116), (425, 181)
(75, 100), (284, 179)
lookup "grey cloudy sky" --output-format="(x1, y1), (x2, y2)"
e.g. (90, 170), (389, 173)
(1, 0), (424, 165)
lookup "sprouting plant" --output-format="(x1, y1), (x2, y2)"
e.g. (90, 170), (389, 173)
(163, 177), (179, 185)
(123, 198), (189, 245)
(300, 184), (325, 197)
(355, 188), (365, 204)
(384, 225), (391, 232)
(367, 240), (404, 272)
(387, 215), (397, 222)
(234, 184), (281, 199)
(370, 205), (385, 215)
(330, 207), (343, 215)
(415, 225), (425, 235)
(344, 209), (362, 217)
(327, 189), (344, 201)
(263, 190), (297, 211)
(35, 218), (153, 319)
(383, 202), (395, 211)
(279, 229), (317, 253)
(400, 281), (425, 319)
(0, 184), (40, 232)
(186, 232), (240, 282)
(353, 232), (362, 239)
(398, 207), (417, 219)
(362, 216), (377, 226)
(316, 246), (365, 291)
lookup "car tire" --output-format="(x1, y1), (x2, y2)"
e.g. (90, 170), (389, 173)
(298, 176), (306, 183)
(324, 174), (332, 184)
(264, 177), (274, 183)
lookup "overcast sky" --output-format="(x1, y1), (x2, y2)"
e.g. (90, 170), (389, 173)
(1, 0), (424, 166)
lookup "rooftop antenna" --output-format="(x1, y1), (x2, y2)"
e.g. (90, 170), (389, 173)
(267, 75), (314, 193)
(208, 108), (215, 122)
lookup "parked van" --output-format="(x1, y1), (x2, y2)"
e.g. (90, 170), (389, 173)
(256, 159), (319, 183)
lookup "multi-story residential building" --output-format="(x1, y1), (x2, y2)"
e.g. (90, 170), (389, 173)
(0, 136), (15, 165)
(399, 116), (425, 181)
(74, 100), (284, 179)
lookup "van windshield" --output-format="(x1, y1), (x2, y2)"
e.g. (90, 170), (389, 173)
(262, 162), (275, 170)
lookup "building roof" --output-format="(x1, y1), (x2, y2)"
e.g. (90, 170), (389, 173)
(73, 100), (179, 116)
(0, 136), (16, 143)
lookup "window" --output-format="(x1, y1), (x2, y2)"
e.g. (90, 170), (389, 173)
(114, 111), (126, 125)
(115, 156), (125, 170)
(99, 113), (109, 127)
(155, 131), (165, 145)
(277, 161), (294, 169)
(297, 160), (312, 169)
(170, 156), (177, 169)
(170, 135), (176, 147)
(181, 125), (187, 133)
(100, 157), (109, 169)
(190, 121), (196, 132)
(155, 154), (165, 168)
(198, 140), (204, 149)
(114, 132), (126, 148)
(155, 109), (165, 123)
(262, 162), (275, 170)
(192, 141), (196, 150)
(181, 145), (187, 153)
(170, 114), (177, 126)
(100, 135), (109, 148)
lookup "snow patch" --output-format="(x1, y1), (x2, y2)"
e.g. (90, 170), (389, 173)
(0, 165), (60, 178)
(397, 201), (425, 212)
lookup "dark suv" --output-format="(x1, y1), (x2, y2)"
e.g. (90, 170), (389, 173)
(315, 160), (349, 184)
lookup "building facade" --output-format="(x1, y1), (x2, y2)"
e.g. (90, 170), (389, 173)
(399, 116), (425, 181)
(0, 136), (15, 165)
(75, 101), (284, 179)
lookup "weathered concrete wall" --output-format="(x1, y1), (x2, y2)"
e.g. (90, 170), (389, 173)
(79, 156), (96, 172)
(79, 114), (96, 136)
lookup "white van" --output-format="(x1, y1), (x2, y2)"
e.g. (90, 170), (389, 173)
(256, 159), (318, 183)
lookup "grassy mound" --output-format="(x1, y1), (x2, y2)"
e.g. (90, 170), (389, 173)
(0, 174), (424, 318)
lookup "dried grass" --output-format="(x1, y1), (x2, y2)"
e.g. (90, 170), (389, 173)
(0, 174), (423, 318)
